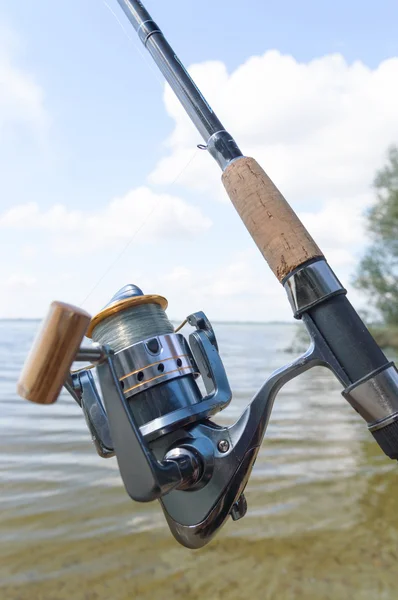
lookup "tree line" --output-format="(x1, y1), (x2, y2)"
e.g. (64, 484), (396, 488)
(355, 145), (398, 329)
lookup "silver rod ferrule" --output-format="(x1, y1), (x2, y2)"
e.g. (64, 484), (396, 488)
(283, 259), (346, 318)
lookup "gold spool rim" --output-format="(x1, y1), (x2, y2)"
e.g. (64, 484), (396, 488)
(86, 294), (168, 338)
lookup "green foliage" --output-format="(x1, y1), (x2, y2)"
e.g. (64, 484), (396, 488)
(370, 325), (398, 354)
(354, 145), (398, 325)
(285, 323), (310, 354)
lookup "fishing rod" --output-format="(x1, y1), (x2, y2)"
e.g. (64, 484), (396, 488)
(17, 0), (398, 549)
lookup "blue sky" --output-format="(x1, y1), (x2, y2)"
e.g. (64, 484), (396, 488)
(1, 0), (398, 321)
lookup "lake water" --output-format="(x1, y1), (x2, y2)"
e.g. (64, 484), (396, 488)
(1, 320), (397, 599)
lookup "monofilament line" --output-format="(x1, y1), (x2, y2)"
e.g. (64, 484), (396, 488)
(79, 147), (199, 307)
(91, 303), (174, 352)
(79, 2), (201, 307)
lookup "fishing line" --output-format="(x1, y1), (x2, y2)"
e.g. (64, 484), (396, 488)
(78, 2), (202, 307)
(91, 303), (174, 352)
(79, 147), (200, 307)
(103, 0), (166, 89)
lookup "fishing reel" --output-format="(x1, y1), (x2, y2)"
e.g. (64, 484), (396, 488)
(17, 266), (398, 548)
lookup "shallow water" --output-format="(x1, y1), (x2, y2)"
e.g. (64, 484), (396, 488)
(1, 320), (397, 600)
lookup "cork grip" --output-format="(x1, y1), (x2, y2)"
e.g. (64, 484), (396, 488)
(17, 301), (91, 405)
(222, 157), (323, 281)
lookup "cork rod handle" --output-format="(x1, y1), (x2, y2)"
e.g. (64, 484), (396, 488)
(222, 157), (323, 281)
(17, 301), (91, 405)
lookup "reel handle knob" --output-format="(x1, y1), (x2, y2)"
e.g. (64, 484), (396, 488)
(17, 301), (91, 405)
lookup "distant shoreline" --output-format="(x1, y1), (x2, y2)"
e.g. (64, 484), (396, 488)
(371, 326), (398, 351)
(0, 318), (295, 326)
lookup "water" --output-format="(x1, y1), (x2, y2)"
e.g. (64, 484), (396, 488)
(1, 320), (397, 600)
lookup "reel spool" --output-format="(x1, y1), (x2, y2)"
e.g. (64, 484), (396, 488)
(86, 284), (211, 441)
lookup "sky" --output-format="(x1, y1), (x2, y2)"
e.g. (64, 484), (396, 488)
(1, 0), (398, 322)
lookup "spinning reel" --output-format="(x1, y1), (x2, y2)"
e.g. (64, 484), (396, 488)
(18, 261), (398, 548)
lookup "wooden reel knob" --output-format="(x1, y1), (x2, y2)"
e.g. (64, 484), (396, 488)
(17, 301), (91, 405)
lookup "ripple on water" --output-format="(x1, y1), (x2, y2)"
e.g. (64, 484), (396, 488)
(1, 320), (397, 599)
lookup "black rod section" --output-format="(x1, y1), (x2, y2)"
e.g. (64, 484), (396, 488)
(116, 0), (242, 169)
(308, 295), (389, 384)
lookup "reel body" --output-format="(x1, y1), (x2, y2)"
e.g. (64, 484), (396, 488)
(17, 265), (398, 548)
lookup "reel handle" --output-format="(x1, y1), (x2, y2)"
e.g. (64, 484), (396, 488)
(17, 301), (91, 405)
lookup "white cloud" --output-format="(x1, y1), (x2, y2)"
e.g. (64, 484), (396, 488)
(158, 244), (368, 324)
(0, 186), (212, 253)
(151, 53), (398, 197)
(5, 274), (37, 288)
(2, 44), (393, 321)
(163, 266), (192, 283)
(0, 28), (48, 138)
(149, 51), (398, 269)
(0, 274), (39, 317)
(300, 195), (368, 249)
(19, 244), (37, 259)
(159, 249), (289, 322)
(298, 192), (370, 274)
